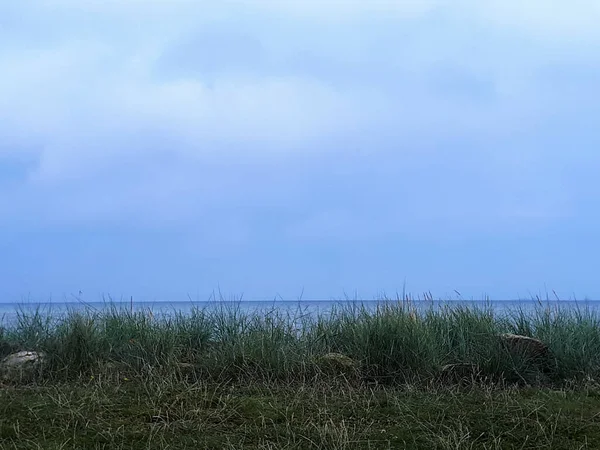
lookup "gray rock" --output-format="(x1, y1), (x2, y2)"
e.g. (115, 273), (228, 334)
(1, 351), (46, 382)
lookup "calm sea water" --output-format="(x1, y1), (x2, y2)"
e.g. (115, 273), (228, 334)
(1, 299), (599, 327)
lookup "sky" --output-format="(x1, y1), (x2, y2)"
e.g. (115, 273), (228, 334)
(1, 0), (599, 303)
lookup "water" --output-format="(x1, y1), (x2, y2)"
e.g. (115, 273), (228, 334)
(1, 299), (599, 327)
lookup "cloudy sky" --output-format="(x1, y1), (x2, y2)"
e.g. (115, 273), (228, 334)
(1, 0), (599, 302)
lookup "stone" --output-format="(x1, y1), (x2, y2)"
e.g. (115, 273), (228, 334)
(498, 333), (555, 371)
(499, 334), (549, 359)
(439, 363), (482, 383)
(317, 352), (359, 375)
(1, 351), (46, 383)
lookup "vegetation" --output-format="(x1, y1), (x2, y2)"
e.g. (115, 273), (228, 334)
(4, 377), (600, 449)
(2, 299), (600, 448)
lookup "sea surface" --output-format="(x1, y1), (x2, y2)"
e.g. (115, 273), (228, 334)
(1, 299), (599, 327)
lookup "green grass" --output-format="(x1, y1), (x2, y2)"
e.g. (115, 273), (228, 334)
(2, 299), (600, 448)
(3, 298), (600, 385)
(3, 377), (600, 449)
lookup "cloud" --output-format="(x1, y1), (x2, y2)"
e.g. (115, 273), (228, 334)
(245, 0), (443, 20)
(468, 0), (600, 41)
(2, 0), (600, 301)
(0, 0), (599, 233)
(28, 0), (599, 40)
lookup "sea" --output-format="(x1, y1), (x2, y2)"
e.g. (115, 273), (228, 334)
(1, 299), (599, 327)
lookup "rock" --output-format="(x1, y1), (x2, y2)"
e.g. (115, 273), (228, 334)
(176, 362), (198, 370)
(317, 352), (359, 376)
(176, 362), (201, 375)
(439, 363), (482, 383)
(1, 351), (46, 382)
(499, 334), (549, 358)
(498, 333), (555, 371)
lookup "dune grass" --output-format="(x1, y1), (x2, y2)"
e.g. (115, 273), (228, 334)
(3, 299), (600, 448)
(2, 298), (600, 385)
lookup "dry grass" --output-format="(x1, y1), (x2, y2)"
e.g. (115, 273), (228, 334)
(2, 375), (600, 449)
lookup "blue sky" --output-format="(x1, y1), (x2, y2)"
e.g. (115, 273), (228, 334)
(1, 1), (599, 302)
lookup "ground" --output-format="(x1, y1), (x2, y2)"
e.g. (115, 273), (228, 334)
(2, 377), (600, 449)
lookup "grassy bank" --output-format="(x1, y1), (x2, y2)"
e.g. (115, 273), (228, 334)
(2, 299), (600, 385)
(3, 300), (600, 448)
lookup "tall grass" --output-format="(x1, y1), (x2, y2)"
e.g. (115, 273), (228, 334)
(2, 299), (600, 386)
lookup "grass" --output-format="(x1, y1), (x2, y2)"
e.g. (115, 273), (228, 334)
(3, 298), (600, 385)
(3, 376), (600, 449)
(2, 298), (600, 448)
